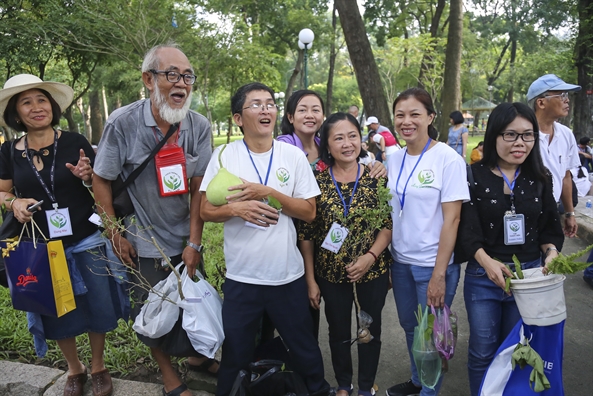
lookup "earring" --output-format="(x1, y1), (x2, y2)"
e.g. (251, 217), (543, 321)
(16, 119), (20, 124)
(327, 151), (332, 158)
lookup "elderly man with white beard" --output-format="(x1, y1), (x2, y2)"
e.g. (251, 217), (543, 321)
(93, 44), (213, 396)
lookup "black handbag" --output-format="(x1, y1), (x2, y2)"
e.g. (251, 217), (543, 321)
(111, 123), (178, 218)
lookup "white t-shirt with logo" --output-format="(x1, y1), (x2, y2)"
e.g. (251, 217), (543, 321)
(387, 142), (470, 267)
(538, 122), (580, 202)
(200, 140), (320, 285)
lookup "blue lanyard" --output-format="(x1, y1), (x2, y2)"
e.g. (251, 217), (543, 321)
(243, 140), (274, 185)
(24, 130), (58, 205)
(395, 138), (432, 217)
(330, 164), (360, 217)
(497, 165), (520, 213)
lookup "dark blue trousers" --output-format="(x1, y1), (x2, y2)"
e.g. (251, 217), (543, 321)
(216, 276), (329, 396)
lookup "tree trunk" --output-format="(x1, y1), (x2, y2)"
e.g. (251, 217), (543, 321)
(506, 38), (517, 102)
(326, 3), (338, 116)
(335, 0), (392, 130)
(63, 107), (78, 133)
(438, 0), (463, 141)
(417, 0), (446, 89)
(286, 50), (304, 100)
(574, 0), (593, 140)
(89, 90), (103, 144)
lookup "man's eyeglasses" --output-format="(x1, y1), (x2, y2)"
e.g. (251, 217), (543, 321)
(543, 92), (569, 101)
(150, 69), (196, 85)
(500, 131), (536, 142)
(243, 103), (278, 113)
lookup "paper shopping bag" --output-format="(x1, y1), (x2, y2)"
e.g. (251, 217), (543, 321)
(47, 240), (76, 317)
(1, 238), (75, 317)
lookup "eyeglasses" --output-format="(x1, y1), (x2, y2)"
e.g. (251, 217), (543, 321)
(150, 69), (196, 85)
(543, 92), (569, 101)
(500, 131), (536, 142)
(243, 103), (278, 113)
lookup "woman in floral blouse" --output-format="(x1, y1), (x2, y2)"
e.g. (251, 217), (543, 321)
(298, 112), (392, 396)
(457, 102), (564, 396)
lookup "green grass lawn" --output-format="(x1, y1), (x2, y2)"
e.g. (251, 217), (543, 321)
(213, 135), (242, 147)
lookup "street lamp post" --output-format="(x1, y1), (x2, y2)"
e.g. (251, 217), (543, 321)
(298, 28), (314, 89)
(273, 92), (285, 137)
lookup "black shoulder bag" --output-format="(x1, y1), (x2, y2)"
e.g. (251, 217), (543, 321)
(111, 123), (178, 218)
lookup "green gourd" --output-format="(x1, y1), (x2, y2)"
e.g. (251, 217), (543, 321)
(206, 144), (243, 206)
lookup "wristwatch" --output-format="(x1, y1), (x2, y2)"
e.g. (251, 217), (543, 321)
(186, 241), (203, 253)
(564, 212), (575, 217)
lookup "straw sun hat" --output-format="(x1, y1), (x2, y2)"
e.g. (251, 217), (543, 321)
(0, 74), (74, 127)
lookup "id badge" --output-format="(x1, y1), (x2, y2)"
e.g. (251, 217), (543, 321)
(155, 144), (189, 197)
(46, 207), (74, 238)
(503, 213), (525, 245)
(321, 222), (350, 253)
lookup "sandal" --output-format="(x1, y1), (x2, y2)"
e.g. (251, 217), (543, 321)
(162, 383), (189, 396)
(186, 358), (219, 378)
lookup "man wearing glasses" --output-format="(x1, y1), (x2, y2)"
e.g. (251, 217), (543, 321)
(527, 74), (581, 238)
(93, 44), (214, 396)
(200, 82), (331, 396)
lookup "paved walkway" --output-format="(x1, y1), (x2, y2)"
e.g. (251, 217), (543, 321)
(2, 199), (593, 395)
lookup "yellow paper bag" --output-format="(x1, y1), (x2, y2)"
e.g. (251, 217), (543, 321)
(47, 240), (76, 317)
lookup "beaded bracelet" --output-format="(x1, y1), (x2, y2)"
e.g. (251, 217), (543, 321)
(366, 250), (378, 261)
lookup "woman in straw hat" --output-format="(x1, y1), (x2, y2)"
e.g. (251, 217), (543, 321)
(0, 74), (125, 396)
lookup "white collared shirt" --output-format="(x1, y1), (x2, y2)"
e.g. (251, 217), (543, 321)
(538, 121), (580, 202)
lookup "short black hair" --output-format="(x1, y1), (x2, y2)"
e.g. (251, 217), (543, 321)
(449, 110), (465, 125)
(231, 82), (275, 116)
(280, 90), (325, 136)
(319, 112), (367, 166)
(3, 89), (62, 132)
(579, 136), (591, 145)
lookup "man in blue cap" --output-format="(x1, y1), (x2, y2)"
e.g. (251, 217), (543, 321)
(527, 74), (581, 239)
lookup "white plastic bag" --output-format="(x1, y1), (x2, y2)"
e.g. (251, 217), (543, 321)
(132, 263), (183, 338)
(181, 270), (224, 358)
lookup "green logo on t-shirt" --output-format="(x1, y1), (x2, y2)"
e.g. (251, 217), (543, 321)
(418, 169), (435, 185)
(276, 167), (290, 183)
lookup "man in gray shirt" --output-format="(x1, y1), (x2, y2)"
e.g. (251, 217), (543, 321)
(93, 44), (213, 396)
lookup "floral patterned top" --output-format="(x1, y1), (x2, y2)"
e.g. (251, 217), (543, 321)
(458, 163), (564, 263)
(298, 166), (392, 283)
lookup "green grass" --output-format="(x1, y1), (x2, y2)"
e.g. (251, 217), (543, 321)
(213, 135), (242, 147)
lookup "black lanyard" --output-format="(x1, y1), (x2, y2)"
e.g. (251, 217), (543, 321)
(24, 130), (58, 206)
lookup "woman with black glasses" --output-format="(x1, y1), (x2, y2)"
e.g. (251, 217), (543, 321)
(457, 102), (564, 396)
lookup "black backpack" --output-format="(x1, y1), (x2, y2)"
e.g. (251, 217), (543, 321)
(229, 360), (309, 396)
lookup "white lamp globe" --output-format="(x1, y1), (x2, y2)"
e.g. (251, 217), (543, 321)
(299, 28), (314, 45)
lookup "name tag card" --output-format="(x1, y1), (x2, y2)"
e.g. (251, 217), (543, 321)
(321, 222), (350, 253)
(46, 207), (73, 238)
(504, 213), (525, 245)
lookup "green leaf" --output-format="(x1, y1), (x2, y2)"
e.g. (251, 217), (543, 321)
(267, 195), (282, 210)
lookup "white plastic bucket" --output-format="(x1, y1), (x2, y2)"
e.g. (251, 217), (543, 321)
(510, 268), (566, 326)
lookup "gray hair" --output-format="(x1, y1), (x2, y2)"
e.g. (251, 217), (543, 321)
(527, 94), (544, 113)
(141, 43), (180, 73)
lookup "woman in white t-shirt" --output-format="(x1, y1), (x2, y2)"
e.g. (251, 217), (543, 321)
(385, 88), (470, 396)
